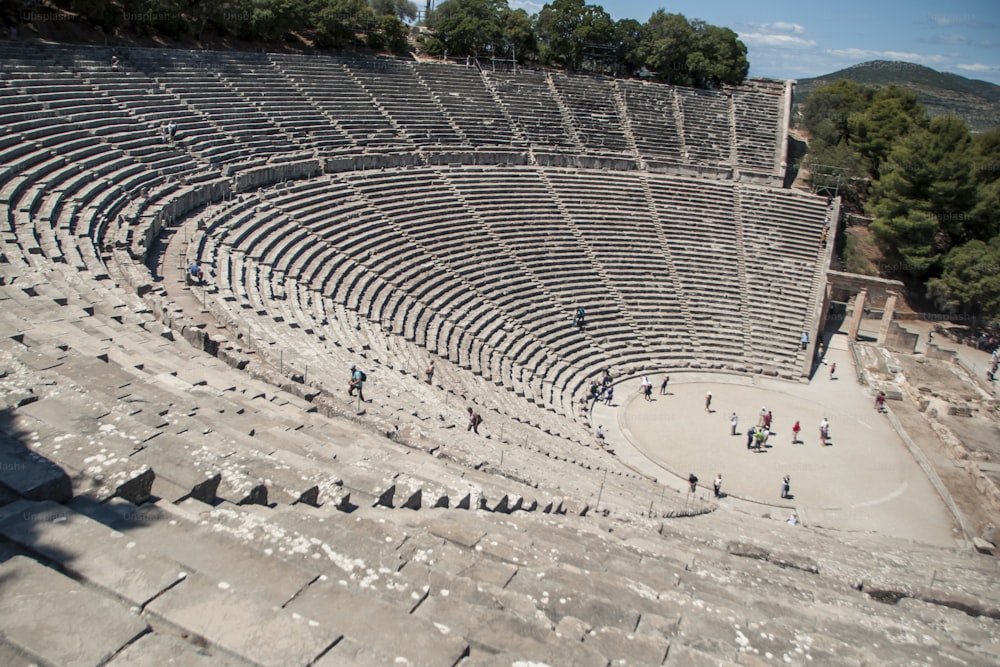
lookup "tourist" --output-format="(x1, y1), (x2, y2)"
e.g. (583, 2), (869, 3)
(874, 391), (886, 412)
(781, 474), (791, 499)
(713, 474), (722, 498)
(704, 391), (712, 412)
(801, 332), (809, 350)
(819, 417), (830, 445)
(424, 360), (435, 385)
(754, 428), (767, 451)
(688, 473), (698, 493)
(791, 420), (801, 444)
(829, 362), (837, 379)
(640, 376), (652, 400)
(730, 412), (738, 435)
(594, 424), (605, 441)
(660, 374), (670, 395)
(348, 365), (366, 402)
(188, 262), (203, 284)
(604, 386), (614, 406)
(467, 407), (483, 434)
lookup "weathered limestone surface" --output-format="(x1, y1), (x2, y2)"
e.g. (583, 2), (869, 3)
(0, 555), (148, 667)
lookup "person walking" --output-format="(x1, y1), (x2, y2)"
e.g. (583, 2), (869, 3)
(424, 360), (435, 385)
(687, 473), (698, 493)
(604, 386), (614, 406)
(829, 362), (837, 379)
(659, 375), (670, 395)
(348, 365), (366, 402)
(467, 407), (483, 434)
(713, 474), (723, 498)
(704, 391), (712, 412)
(791, 420), (801, 444)
(781, 474), (791, 499)
(730, 412), (738, 435)
(819, 417), (830, 445)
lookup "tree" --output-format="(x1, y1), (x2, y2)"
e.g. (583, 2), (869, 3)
(847, 86), (925, 172)
(501, 8), (536, 63)
(970, 128), (1000, 240)
(371, 0), (417, 21)
(926, 237), (1000, 322)
(868, 115), (976, 268)
(869, 210), (942, 276)
(634, 10), (696, 85)
(613, 18), (642, 73)
(801, 79), (872, 147)
(313, 0), (374, 47)
(425, 0), (507, 57)
(535, 0), (615, 70)
(367, 13), (410, 51)
(688, 23), (747, 87)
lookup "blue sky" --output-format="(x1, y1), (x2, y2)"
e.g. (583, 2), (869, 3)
(510, 0), (1000, 85)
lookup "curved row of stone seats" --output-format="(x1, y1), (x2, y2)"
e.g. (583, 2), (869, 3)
(738, 186), (831, 364)
(2, 43), (788, 177)
(484, 68), (580, 149)
(190, 165), (826, 408)
(343, 56), (467, 147)
(0, 269), (632, 520)
(268, 53), (406, 150)
(549, 72), (632, 155)
(183, 209), (613, 472)
(121, 51), (306, 164)
(731, 79), (786, 174)
(211, 52), (355, 152)
(237, 170), (582, 411)
(544, 170), (693, 357)
(645, 176), (748, 363)
(414, 62), (520, 146)
(4, 475), (995, 666)
(619, 79), (685, 164)
(675, 87), (734, 167)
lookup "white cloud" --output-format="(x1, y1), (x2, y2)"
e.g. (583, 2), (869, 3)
(955, 63), (999, 73)
(739, 20), (814, 48)
(929, 15), (975, 27)
(741, 31), (815, 49)
(765, 21), (805, 34)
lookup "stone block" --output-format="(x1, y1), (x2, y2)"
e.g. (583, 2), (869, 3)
(0, 432), (72, 503)
(286, 576), (470, 667)
(144, 572), (340, 667)
(105, 632), (241, 667)
(0, 555), (148, 667)
(0, 499), (186, 607)
(582, 625), (670, 665)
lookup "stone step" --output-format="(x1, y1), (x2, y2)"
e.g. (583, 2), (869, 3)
(285, 574), (471, 666)
(105, 632), (243, 667)
(0, 555), (149, 667)
(143, 572), (339, 667)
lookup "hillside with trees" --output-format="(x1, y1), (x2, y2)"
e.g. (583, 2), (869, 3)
(801, 79), (1000, 324)
(796, 61), (1000, 133)
(1, 0), (748, 87)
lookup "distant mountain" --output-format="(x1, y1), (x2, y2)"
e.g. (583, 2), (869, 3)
(793, 61), (1000, 133)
